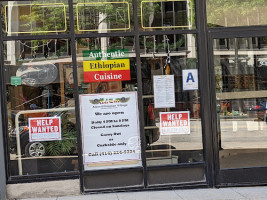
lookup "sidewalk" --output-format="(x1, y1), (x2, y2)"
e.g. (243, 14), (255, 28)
(20, 186), (267, 200)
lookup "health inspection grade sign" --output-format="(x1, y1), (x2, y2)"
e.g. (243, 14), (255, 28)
(79, 92), (141, 167)
(28, 117), (61, 142)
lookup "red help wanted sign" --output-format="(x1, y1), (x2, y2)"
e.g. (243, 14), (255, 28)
(160, 111), (190, 135)
(29, 117), (61, 142)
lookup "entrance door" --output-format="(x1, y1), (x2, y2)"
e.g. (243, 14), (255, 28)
(210, 34), (267, 186)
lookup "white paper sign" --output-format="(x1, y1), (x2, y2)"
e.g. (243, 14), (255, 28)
(182, 69), (198, 91)
(79, 92), (141, 169)
(153, 75), (175, 108)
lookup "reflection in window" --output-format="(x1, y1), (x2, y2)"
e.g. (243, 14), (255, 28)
(76, 2), (130, 32)
(141, 34), (203, 166)
(3, 2), (67, 34)
(4, 39), (77, 176)
(140, 0), (195, 30)
(74, 0), (133, 33)
(207, 0), (267, 27)
(214, 37), (267, 169)
(214, 37), (267, 51)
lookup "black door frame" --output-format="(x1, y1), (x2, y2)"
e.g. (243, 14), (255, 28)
(207, 26), (267, 187)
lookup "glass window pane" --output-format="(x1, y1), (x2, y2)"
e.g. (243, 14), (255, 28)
(139, 0), (195, 31)
(76, 37), (136, 94)
(76, 37), (142, 171)
(214, 37), (267, 169)
(4, 39), (77, 176)
(207, 0), (267, 27)
(74, 0), (133, 33)
(141, 34), (203, 166)
(1, 0), (69, 36)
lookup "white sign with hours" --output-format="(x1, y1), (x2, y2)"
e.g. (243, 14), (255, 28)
(79, 92), (141, 169)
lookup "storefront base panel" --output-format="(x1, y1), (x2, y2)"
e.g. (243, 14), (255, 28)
(84, 170), (144, 191)
(10, 158), (78, 175)
(7, 179), (80, 199)
(218, 168), (267, 186)
(147, 166), (206, 185)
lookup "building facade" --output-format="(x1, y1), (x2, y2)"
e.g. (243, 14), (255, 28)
(1, 0), (267, 198)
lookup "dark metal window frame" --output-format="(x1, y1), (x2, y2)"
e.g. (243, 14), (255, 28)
(0, 0), (214, 192)
(207, 22), (267, 187)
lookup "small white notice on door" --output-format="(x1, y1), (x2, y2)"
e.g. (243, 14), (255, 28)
(153, 75), (175, 108)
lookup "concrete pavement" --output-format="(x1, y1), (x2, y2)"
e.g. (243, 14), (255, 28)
(19, 186), (267, 200)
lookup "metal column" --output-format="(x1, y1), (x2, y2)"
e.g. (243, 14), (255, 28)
(0, 109), (6, 200)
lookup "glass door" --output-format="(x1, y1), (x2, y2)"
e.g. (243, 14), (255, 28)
(212, 36), (267, 185)
(140, 34), (205, 186)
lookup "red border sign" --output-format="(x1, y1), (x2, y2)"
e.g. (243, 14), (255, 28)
(28, 117), (61, 142)
(160, 111), (190, 135)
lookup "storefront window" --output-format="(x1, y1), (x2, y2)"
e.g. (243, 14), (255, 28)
(141, 34), (203, 166)
(1, 0), (204, 189)
(207, 0), (267, 27)
(214, 37), (267, 168)
(1, 0), (69, 36)
(4, 39), (78, 176)
(139, 0), (195, 31)
(74, 0), (134, 33)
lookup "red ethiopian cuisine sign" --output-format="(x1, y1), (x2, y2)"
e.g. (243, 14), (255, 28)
(83, 59), (131, 82)
(160, 111), (190, 135)
(29, 117), (61, 142)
